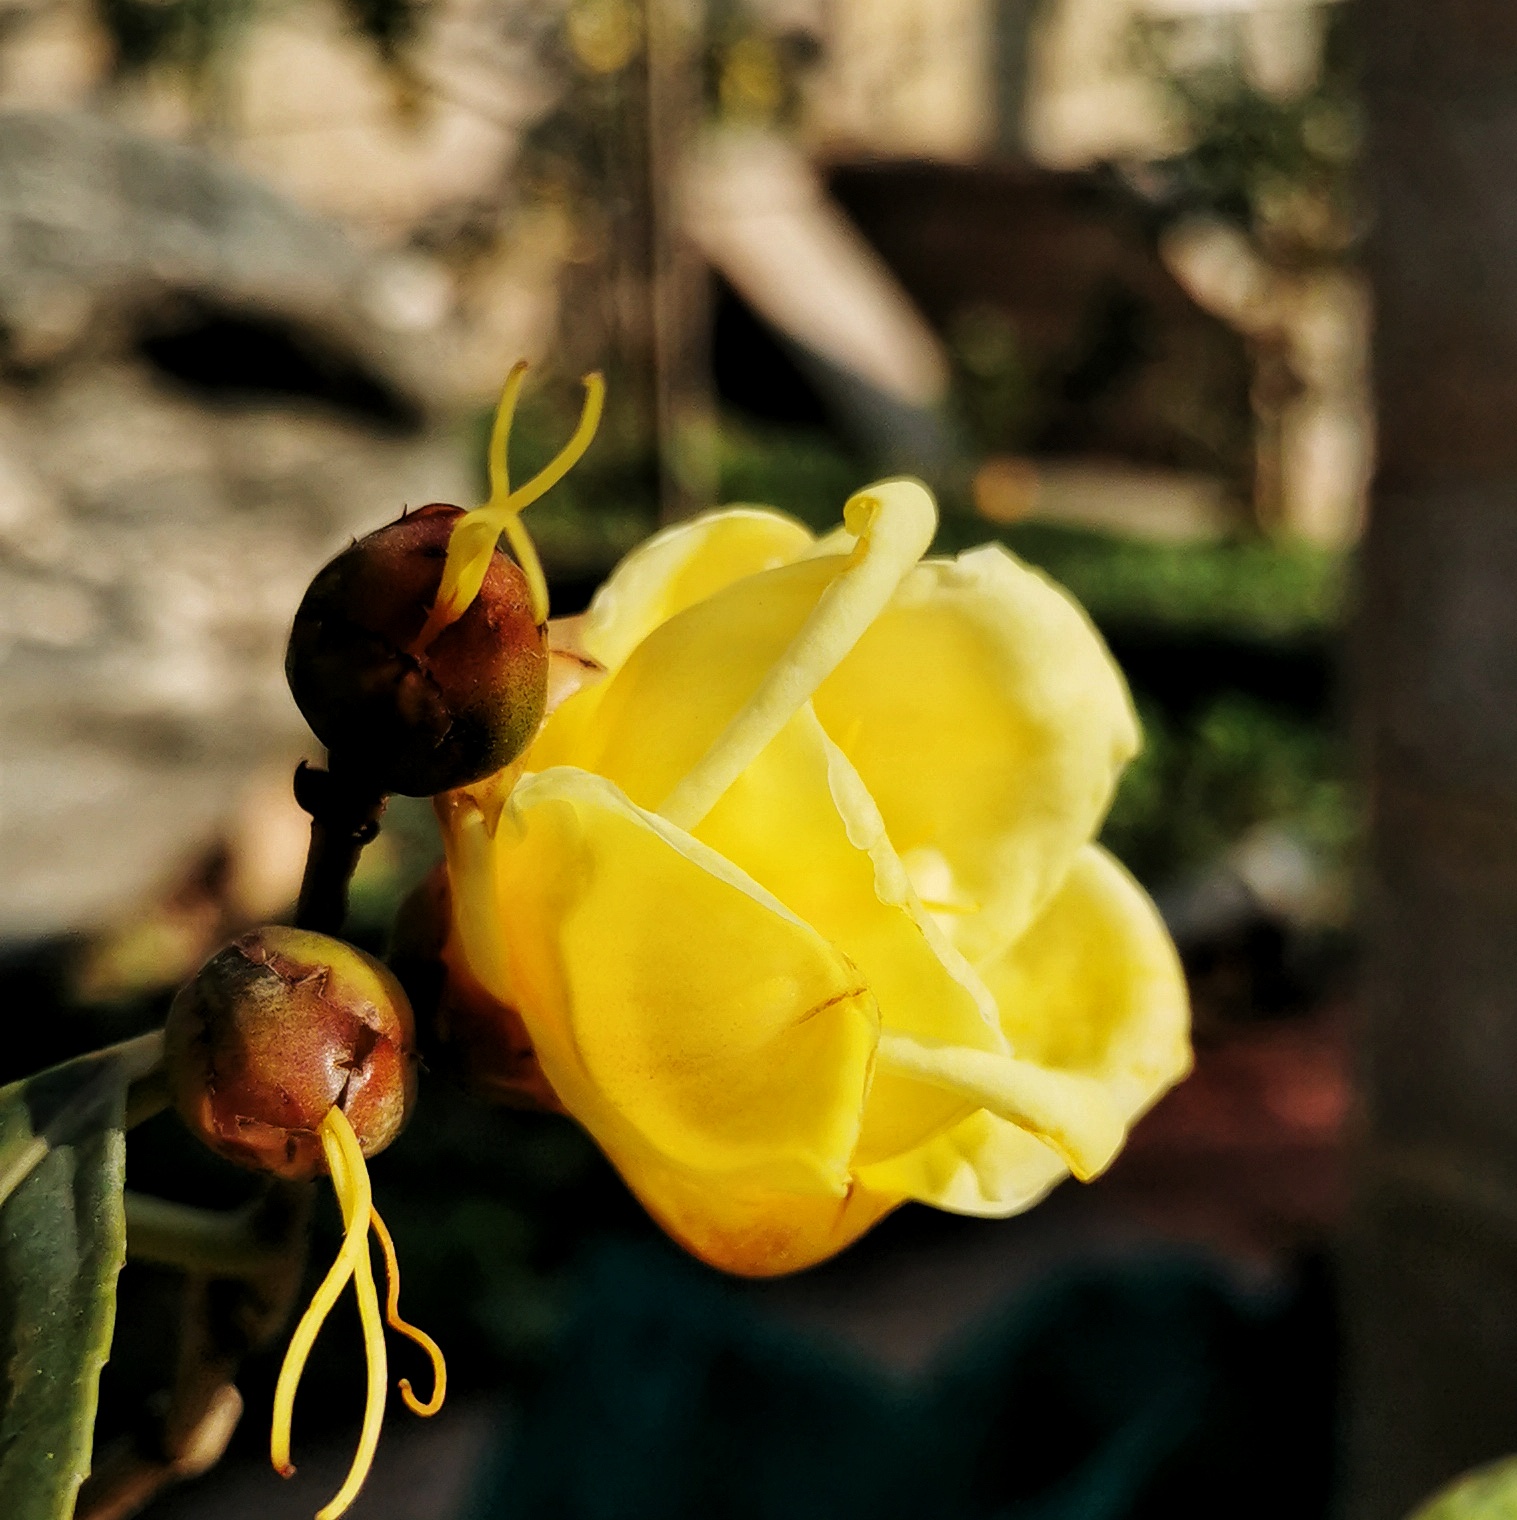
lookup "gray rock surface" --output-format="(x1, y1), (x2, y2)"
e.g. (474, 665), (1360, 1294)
(0, 111), (473, 942)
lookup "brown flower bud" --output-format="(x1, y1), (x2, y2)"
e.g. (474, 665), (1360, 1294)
(285, 504), (548, 797)
(165, 926), (418, 1179)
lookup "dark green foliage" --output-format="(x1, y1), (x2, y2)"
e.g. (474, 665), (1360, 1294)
(1101, 694), (1353, 887)
(1135, 8), (1362, 252)
(0, 1045), (142, 1520)
(940, 518), (1347, 642)
(469, 1244), (1336, 1520)
(716, 418), (865, 534)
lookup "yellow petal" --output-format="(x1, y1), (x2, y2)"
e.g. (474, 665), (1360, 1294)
(695, 703), (1005, 1165)
(859, 844), (1191, 1214)
(856, 1107), (1069, 1218)
(616, 1153), (902, 1277)
(440, 766), (877, 1201)
(528, 485), (1001, 1175)
(658, 481), (936, 831)
(575, 507), (816, 672)
(981, 843), (1192, 1120)
(530, 482), (936, 823)
(812, 544), (1140, 968)
(873, 1030), (1128, 1181)
(526, 509), (820, 775)
(531, 552), (838, 787)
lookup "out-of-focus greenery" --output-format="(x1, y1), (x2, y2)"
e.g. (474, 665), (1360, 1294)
(715, 416), (867, 532)
(1135, 7), (1362, 260)
(955, 520), (1347, 641)
(946, 305), (1043, 458)
(1102, 694), (1353, 887)
(721, 423), (1346, 642)
(346, 794), (443, 941)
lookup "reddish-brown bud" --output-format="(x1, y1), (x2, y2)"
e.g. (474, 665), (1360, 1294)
(165, 926), (418, 1179)
(390, 866), (560, 1113)
(285, 504), (548, 797)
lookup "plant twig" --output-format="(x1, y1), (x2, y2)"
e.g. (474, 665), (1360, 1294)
(124, 1193), (292, 1278)
(291, 761), (389, 935)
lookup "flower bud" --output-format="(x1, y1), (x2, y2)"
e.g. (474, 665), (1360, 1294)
(285, 504), (548, 797)
(165, 926), (418, 1179)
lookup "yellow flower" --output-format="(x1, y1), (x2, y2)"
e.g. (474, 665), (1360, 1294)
(434, 465), (1190, 1277)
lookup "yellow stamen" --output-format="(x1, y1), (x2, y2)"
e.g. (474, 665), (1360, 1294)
(415, 366), (606, 648)
(269, 1110), (443, 1520)
(370, 1206), (447, 1416)
(269, 1110), (372, 1482)
(318, 1122), (389, 1520)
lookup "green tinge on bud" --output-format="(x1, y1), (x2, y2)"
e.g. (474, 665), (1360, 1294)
(285, 503), (548, 797)
(165, 926), (418, 1180)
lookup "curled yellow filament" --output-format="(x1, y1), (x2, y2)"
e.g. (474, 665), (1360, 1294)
(413, 363), (605, 649)
(269, 1108), (447, 1520)
(369, 1206), (446, 1417)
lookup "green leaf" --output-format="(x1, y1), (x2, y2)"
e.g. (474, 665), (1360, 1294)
(1409, 1458), (1517, 1520)
(0, 1035), (159, 1520)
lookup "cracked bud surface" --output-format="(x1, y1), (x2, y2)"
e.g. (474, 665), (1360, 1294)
(285, 503), (548, 797)
(165, 925), (418, 1179)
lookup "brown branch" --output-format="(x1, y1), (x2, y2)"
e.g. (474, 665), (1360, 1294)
(291, 761), (389, 935)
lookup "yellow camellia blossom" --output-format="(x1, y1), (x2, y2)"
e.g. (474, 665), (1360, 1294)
(433, 467), (1191, 1277)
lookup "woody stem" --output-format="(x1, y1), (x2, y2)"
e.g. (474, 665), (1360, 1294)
(291, 761), (388, 935)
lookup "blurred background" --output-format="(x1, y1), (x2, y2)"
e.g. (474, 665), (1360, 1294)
(0, 1), (1501, 1517)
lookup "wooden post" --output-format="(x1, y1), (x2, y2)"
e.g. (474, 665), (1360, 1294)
(1347, 4), (1517, 1515)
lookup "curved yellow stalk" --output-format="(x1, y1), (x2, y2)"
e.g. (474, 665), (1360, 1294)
(416, 367), (606, 647)
(269, 1109), (402, 1520)
(370, 1206), (447, 1416)
(315, 1111), (389, 1520)
(269, 1110), (374, 1480)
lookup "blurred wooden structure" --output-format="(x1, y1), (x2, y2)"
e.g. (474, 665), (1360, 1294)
(831, 161), (1255, 486)
(1347, 3), (1517, 1514)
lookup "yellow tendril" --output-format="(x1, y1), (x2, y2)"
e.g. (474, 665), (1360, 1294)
(370, 1205), (447, 1416)
(414, 364), (606, 649)
(269, 1110), (372, 1484)
(269, 1109), (445, 1520)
